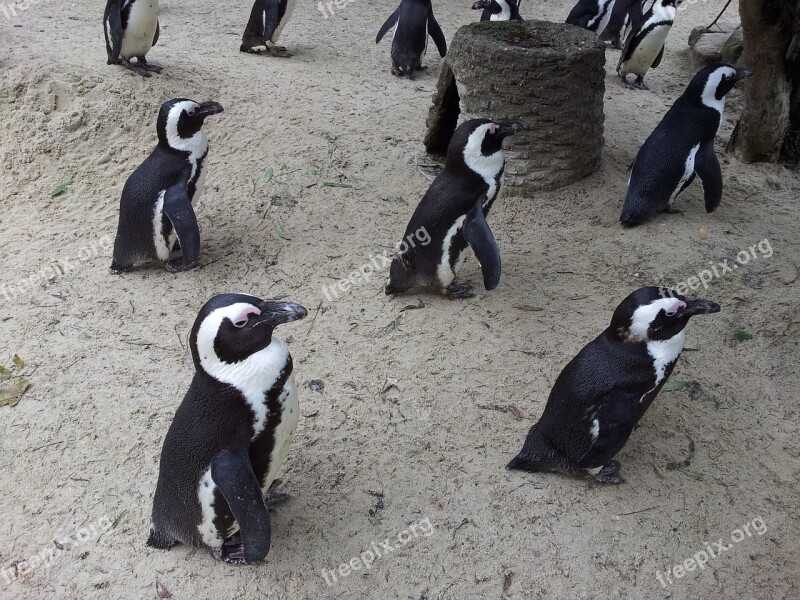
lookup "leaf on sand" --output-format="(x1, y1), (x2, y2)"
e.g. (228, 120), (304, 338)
(156, 580), (172, 599)
(663, 380), (690, 392)
(0, 366), (11, 381)
(50, 179), (73, 198)
(0, 389), (9, 407)
(275, 225), (291, 240)
(675, 467), (706, 481)
(111, 509), (128, 529)
(12, 354), (24, 372)
(264, 168), (274, 183)
(322, 182), (353, 188)
(8, 377), (30, 406)
(734, 328), (753, 342)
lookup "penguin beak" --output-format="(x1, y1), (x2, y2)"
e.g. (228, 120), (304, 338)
(681, 298), (721, 317)
(495, 121), (524, 140)
(472, 0), (491, 9)
(195, 101), (224, 119)
(734, 67), (753, 82)
(256, 301), (308, 327)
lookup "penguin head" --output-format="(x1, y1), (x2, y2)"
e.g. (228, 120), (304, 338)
(471, 0), (498, 12)
(686, 64), (753, 111)
(156, 98), (224, 151)
(190, 293), (307, 370)
(448, 119), (523, 177)
(653, 0), (679, 16)
(611, 287), (720, 343)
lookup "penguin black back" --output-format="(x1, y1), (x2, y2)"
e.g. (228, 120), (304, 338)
(376, 0), (447, 78)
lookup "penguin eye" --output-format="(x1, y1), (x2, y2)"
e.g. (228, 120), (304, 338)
(187, 108), (196, 117)
(232, 317), (249, 328)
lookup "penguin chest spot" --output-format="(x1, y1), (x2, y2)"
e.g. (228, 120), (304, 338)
(120, 0), (159, 57)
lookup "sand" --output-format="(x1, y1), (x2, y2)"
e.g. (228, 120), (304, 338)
(0, 0), (798, 598)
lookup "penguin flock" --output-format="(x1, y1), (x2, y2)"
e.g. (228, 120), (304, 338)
(96, 0), (754, 566)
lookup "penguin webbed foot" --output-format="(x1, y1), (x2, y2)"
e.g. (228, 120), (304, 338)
(165, 259), (199, 273)
(265, 479), (289, 510)
(445, 282), (475, 300)
(137, 57), (162, 73)
(210, 533), (256, 565)
(634, 76), (649, 90)
(121, 59), (152, 78)
(268, 46), (293, 58)
(592, 460), (625, 485)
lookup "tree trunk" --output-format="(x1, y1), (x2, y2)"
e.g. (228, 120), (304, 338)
(730, 0), (800, 165)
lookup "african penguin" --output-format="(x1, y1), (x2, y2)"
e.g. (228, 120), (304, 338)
(147, 293), (307, 564)
(507, 287), (720, 484)
(241, 0), (297, 57)
(472, 0), (523, 22)
(617, 0), (679, 89)
(600, 0), (645, 48)
(104, 0), (162, 77)
(385, 119), (522, 299)
(620, 64), (752, 227)
(565, 0), (617, 34)
(376, 0), (448, 79)
(111, 98), (224, 273)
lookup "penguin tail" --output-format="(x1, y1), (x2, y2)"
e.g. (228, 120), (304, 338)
(506, 452), (551, 473)
(507, 427), (569, 473)
(146, 528), (176, 550)
(619, 195), (653, 228)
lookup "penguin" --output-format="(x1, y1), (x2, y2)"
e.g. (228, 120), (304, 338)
(507, 287), (720, 484)
(104, 0), (161, 77)
(617, 0), (679, 89)
(376, 0), (448, 79)
(565, 0), (617, 34)
(111, 98), (224, 273)
(471, 0), (523, 22)
(240, 0), (296, 57)
(600, 0), (645, 49)
(620, 64), (752, 227)
(385, 119), (522, 299)
(147, 293), (307, 564)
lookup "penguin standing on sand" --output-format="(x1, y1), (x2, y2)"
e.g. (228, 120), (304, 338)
(508, 287), (720, 484)
(620, 64), (752, 227)
(472, 0), (523, 22)
(385, 119), (522, 299)
(600, 0), (645, 48)
(241, 0), (296, 57)
(148, 293), (307, 564)
(111, 98), (224, 273)
(565, 0), (616, 34)
(617, 0), (679, 89)
(376, 0), (447, 79)
(104, 0), (161, 76)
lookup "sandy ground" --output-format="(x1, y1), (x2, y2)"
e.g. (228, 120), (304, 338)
(1, 0), (798, 598)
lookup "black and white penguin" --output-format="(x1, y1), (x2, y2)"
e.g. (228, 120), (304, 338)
(240, 0), (296, 57)
(617, 0), (679, 89)
(385, 119), (522, 298)
(147, 293), (307, 564)
(507, 287), (720, 484)
(111, 98), (223, 273)
(565, 0), (617, 34)
(104, 0), (161, 77)
(600, 0), (645, 48)
(472, 0), (523, 22)
(620, 63), (752, 227)
(376, 0), (447, 79)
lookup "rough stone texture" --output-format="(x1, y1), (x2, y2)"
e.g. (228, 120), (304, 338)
(424, 21), (606, 193)
(688, 22), (744, 65)
(691, 31), (728, 62)
(721, 26), (745, 63)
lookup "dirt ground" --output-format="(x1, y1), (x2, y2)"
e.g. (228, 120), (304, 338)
(1, 0), (798, 598)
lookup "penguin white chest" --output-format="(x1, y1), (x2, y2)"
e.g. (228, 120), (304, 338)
(270, 0), (297, 44)
(120, 0), (159, 59)
(261, 376), (300, 492)
(624, 25), (671, 75)
(670, 144), (700, 203)
(437, 214), (466, 286)
(647, 331), (686, 387)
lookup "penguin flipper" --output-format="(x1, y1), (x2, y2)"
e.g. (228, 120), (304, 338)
(694, 142), (722, 213)
(210, 447), (272, 564)
(463, 196), (501, 291)
(575, 393), (638, 471)
(103, 0), (123, 64)
(651, 43), (665, 69)
(376, 8), (400, 44)
(262, 0), (281, 43)
(162, 184), (200, 271)
(428, 14), (448, 57)
(152, 20), (160, 47)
